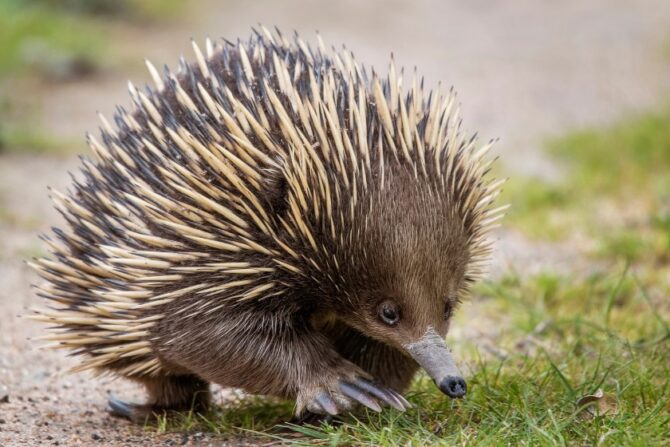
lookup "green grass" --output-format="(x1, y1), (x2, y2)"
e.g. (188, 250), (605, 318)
(0, 0), (185, 154)
(0, 0), (106, 79)
(597, 210), (670, 265)
(0, 123), (75, 155)
(27, 0), (184, 21)
(0, 98), (76, 155)
(153, 270), (670, 446)
(500, 177), (573, 240)
(0, 0), (184, 79)
(549, 109), (670, 195)
(0, 0), (106, 155)
(503, 106), (670, 253)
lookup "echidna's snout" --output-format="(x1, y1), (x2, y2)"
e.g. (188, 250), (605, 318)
(404, 327), (466, 399)
(439, 375), (467, 398)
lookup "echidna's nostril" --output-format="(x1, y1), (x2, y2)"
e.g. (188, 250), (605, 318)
(439, 376), (467, 398)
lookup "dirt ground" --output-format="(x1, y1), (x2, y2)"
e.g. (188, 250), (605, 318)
(2, 0), (670, 445)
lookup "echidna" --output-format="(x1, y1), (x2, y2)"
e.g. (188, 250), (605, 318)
(30, 28), (506, 422)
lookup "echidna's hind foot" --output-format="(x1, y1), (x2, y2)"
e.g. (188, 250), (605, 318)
(108, 375), (211, 424)
(108, 395), (153, 423)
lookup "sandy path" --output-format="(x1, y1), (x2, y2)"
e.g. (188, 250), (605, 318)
(1, 1), (670, 445)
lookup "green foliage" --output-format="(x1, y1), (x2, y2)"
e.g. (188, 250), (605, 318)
(0, 0), (184, 78)
(501, 177), (573, 240)
(0, 99), (74, 155)
(0, 124), (74, 155)
(597, 217), (670, 266)
(0, 0), (104, 78)
(504, 106), (670, 266)
(0, 0), (183, 154)
(548, 108), (670, 196)
(153, 396), (294, 442)
(25, 0), (183, 21)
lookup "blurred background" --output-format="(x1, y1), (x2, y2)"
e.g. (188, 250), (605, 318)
(1, 1), (669, 445)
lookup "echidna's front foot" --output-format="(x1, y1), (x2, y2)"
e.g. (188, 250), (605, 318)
(301, 376), (411, 416)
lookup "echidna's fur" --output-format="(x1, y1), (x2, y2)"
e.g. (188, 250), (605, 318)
(31, 28), (506, 420)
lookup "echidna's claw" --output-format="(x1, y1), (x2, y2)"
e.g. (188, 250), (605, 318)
(108, 394), (133, 419)
(353, 378), (406, 411)
(338, 381), (382, 412)
(387, 388), (413, 409)
(302, 373), (407, 416)
(315, 392), (339, 415)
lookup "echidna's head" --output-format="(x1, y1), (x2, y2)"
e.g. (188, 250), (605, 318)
(338, 168), (474, 397)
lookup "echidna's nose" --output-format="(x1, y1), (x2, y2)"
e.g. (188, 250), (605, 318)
(404, 327), (467, 400)
(439, 375), (467, 398)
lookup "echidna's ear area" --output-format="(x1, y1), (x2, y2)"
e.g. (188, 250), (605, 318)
(28, 27), (507, 376)
(260, 165), (290, 219)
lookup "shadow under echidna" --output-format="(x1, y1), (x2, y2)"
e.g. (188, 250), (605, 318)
(29, 27), (507, 423)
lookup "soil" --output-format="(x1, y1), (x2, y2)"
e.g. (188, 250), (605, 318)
(2, 0), (670, 445)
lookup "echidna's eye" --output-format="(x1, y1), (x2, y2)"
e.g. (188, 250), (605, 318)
(377, 300), (400, 326)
